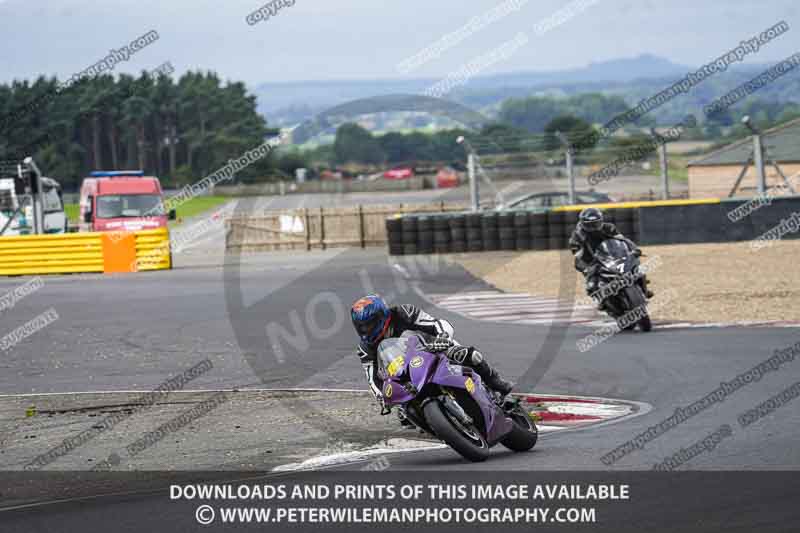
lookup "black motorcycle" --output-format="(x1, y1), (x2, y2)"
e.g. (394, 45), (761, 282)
(590, 238), (652, 332)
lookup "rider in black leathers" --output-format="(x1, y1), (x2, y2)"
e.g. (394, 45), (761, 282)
(350, 295), (513, 415)
(568, 207), (653, 306)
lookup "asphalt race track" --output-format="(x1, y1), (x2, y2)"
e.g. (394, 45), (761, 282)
(1, 247), (799, 530)
(2, 248), (799, 467)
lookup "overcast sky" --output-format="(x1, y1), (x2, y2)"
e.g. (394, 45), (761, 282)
(0, 0), (797, 86)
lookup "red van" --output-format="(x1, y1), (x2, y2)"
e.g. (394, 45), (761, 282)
(79, 171), (175, 232)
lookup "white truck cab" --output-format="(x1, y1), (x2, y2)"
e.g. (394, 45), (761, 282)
(0, 175), (67, 236)
(40, 177), (68, 233)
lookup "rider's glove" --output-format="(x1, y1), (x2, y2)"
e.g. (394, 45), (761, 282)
(425, 333), (454, 353)
(632, 249), (642, 257)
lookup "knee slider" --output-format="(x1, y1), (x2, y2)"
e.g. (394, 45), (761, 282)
(470, 349), (484, 365)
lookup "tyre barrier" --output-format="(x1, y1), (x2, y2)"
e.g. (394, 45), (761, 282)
(481, 212), (499, 251)
(388, 209), (592, 255)
(385, 196), (795, 256)
(417, 215), (434, 255)
(388, 209), (574, 256)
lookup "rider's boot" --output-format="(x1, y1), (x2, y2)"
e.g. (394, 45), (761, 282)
(447, 346), (514, 396)
(640, 275), (654, 299)
(397, 409), (414, 428)
(586, 275), (602, 309)
(593, 296), (606, 311)
(471, 351), (514, 396)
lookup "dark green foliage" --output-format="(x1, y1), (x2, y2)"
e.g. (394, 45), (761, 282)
(498, 93), (630, 133)
(0, 70), (274, 189)
(330, 124), (469, 165)
(543, 115), (596, 152)
(333, 123), (385, 164)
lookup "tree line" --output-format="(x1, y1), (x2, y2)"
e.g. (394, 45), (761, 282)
(4, 66), (798, 186)
(0, 69), (283, 190)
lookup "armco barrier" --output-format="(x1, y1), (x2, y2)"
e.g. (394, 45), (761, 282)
(0, 228), (171, 276)
(552, 198), (721, 212)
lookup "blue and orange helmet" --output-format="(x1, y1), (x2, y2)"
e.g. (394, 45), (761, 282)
(351, 294), (391, 346)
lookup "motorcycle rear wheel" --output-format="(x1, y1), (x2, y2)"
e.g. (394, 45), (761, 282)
(423, 399), (490, 462)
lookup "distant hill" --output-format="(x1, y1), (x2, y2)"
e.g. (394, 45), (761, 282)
(253, 53), (800, 129)
(253, 54), (691, 117)
(458, 54), (690, 90)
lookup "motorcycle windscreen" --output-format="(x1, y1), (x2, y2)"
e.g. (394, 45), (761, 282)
(596, 239), (631, 269)
(596, 238), (630, 259)
(376, 332), (415, 379)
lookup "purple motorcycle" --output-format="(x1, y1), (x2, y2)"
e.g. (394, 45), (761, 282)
(377, 331), (538, 462)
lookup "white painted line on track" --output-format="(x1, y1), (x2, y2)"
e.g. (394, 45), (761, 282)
(466, 307), (596, 317)
(428, 290), (604, 326)
(392, 263), (410, 279)
(426, 288), (800, 330)
(432, 292), (561, 302)
(271, 424), (573, 473)
(438, 301), (577, 311)
(515, 318), (598, 325)
(0, 388), (649, 505)
(269, 392), (642, 473)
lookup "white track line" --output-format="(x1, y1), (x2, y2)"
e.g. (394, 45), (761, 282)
(431, 292), (560, 302)
(392, 263), (410, 278)
(515, 317), (598, 325)
(441, 302), (583, 312)
(429, 290), (604, 326)
(428, 288), (800, 330)
(0, 388), (645, 488)
(466, 307), (596, 317)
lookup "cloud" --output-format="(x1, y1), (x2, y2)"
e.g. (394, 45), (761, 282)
(0, 0), (797, 85)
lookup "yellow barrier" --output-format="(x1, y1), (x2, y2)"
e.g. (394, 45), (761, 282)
(134, 228), (172, 272)
(0, 228), (171, 276)
(553, 198), (721, 212)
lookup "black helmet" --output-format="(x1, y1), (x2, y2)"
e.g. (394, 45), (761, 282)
(579, 207), (604, 232)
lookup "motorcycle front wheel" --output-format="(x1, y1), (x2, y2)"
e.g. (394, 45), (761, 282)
(500, 405), (539, 452)
(623, 286), (652, 332)
(423, 399), (490, 462)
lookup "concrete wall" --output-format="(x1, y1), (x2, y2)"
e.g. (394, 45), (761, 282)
(689, 163), (800, 199)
